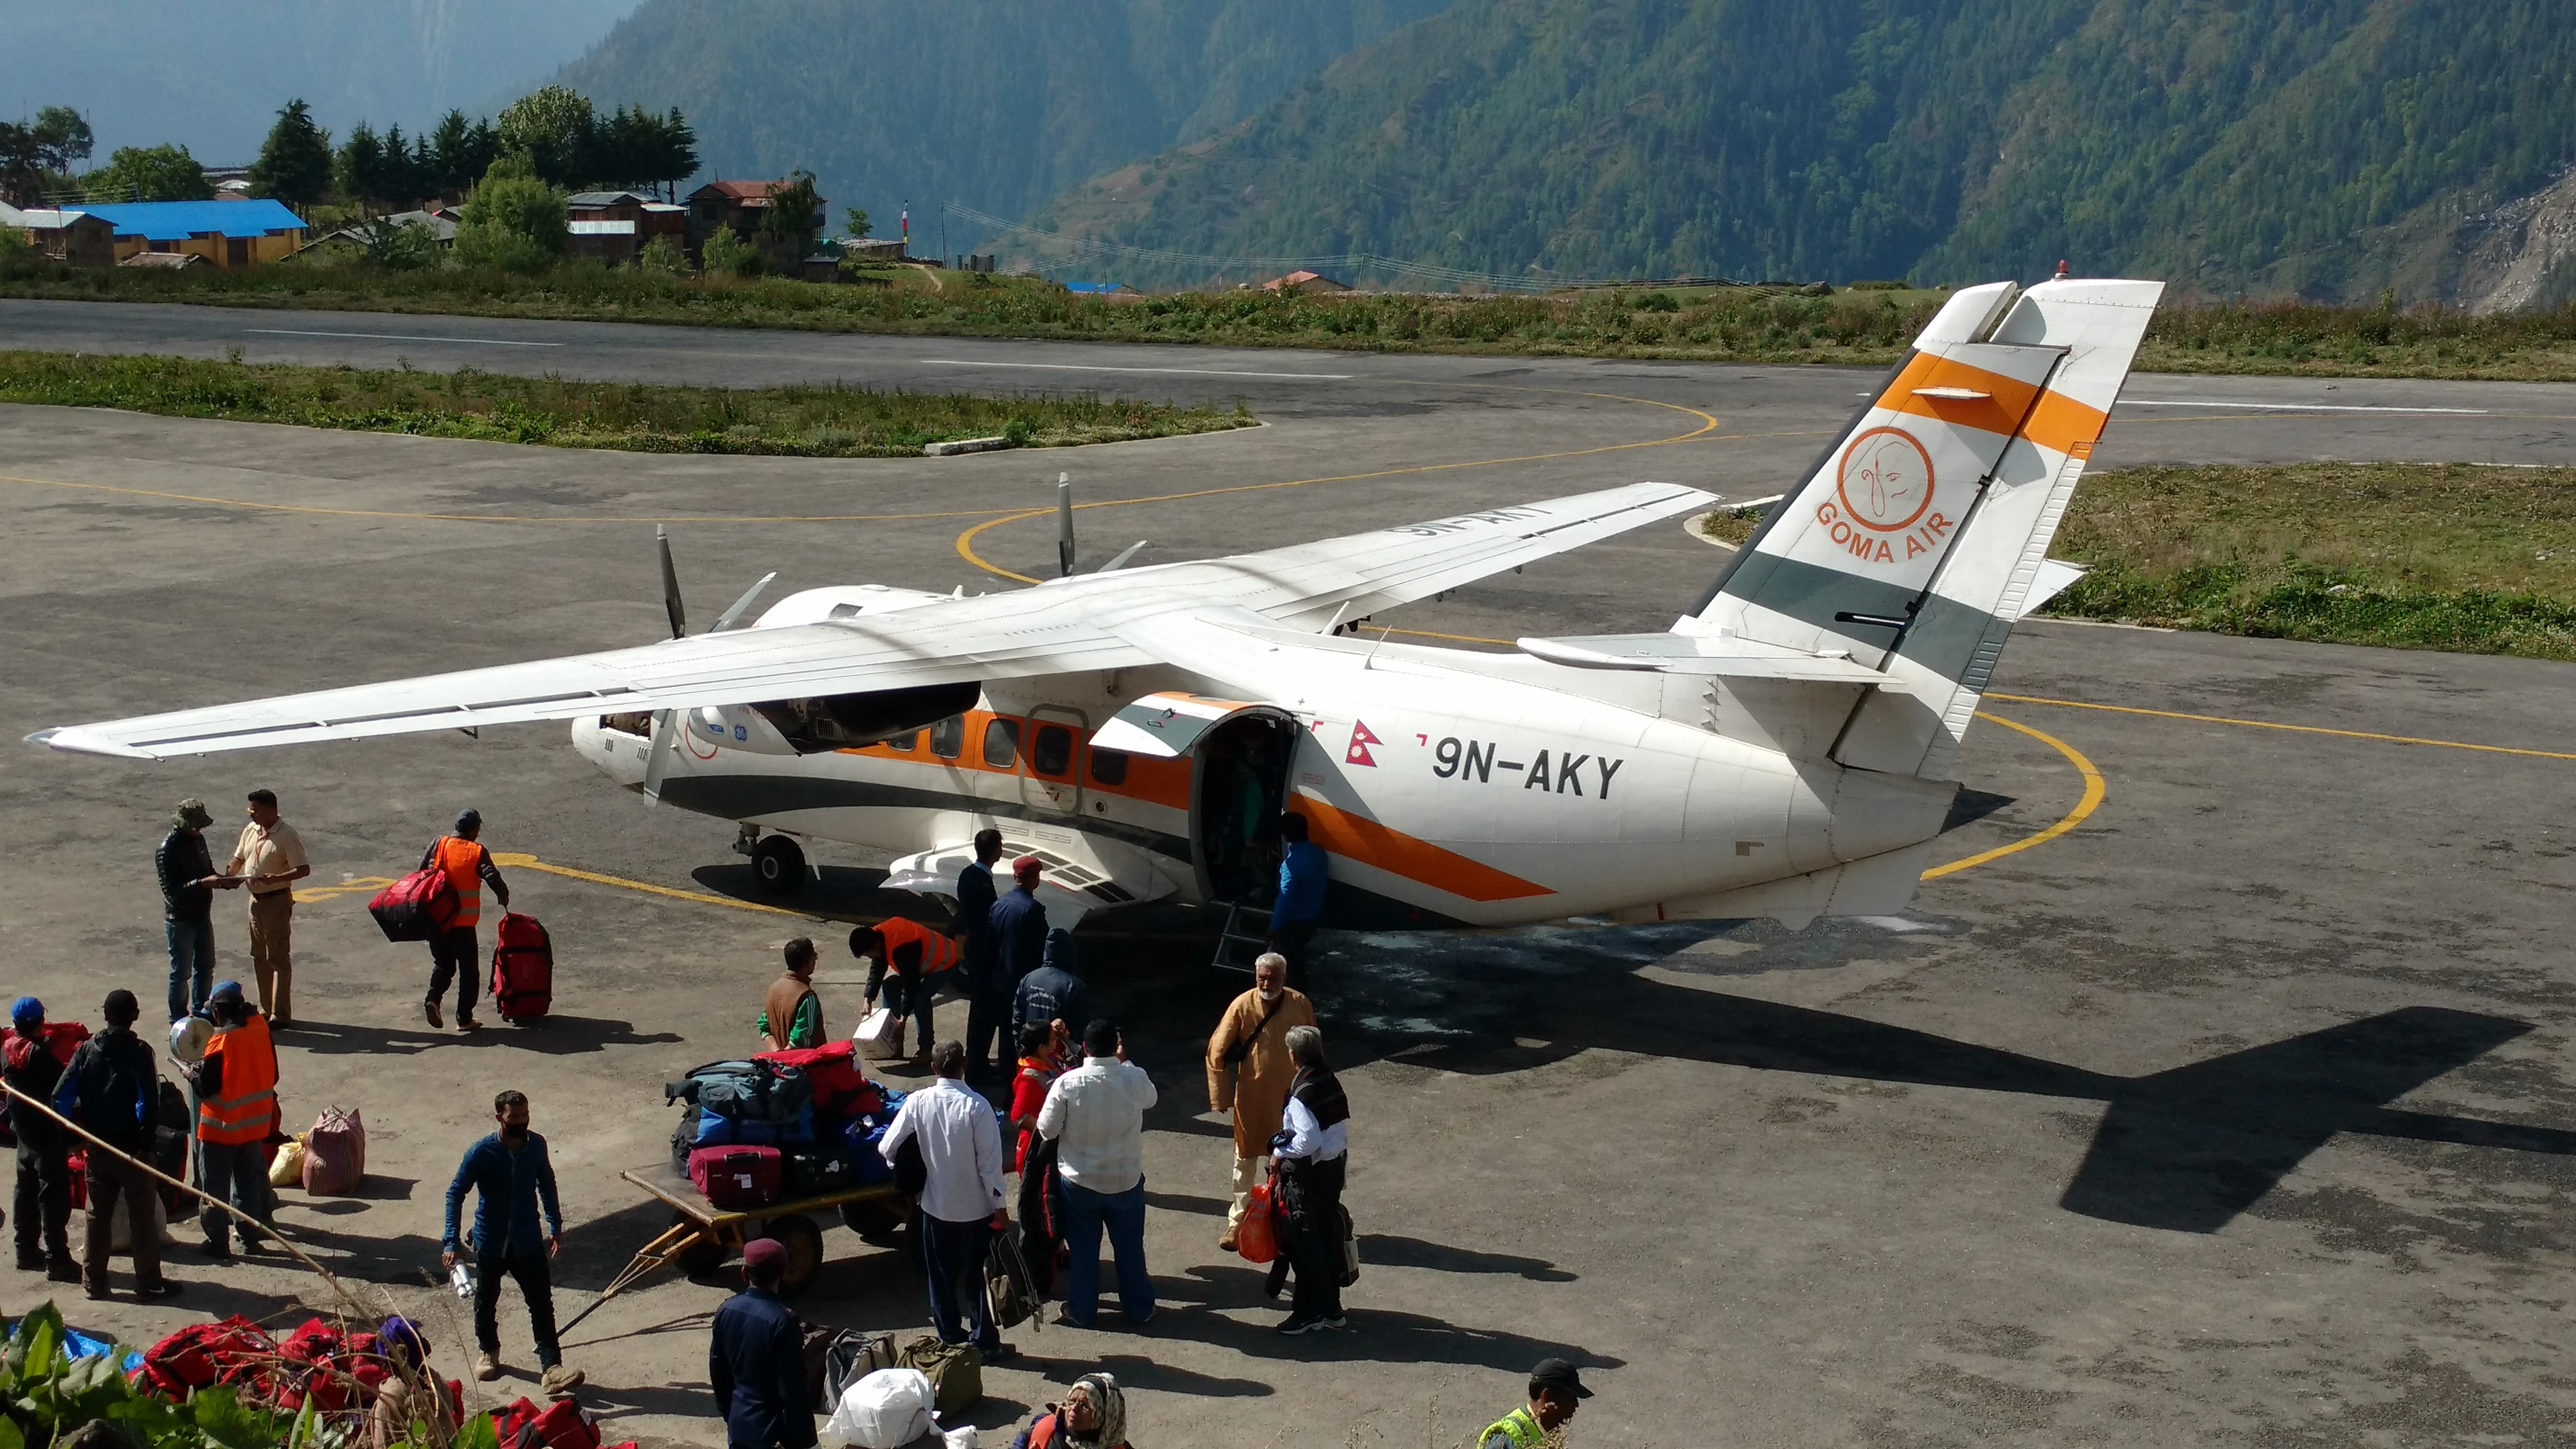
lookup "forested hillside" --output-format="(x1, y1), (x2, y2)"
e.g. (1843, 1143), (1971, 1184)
(1024, 0), (2576, 303)
(555, 0), (1454, 239)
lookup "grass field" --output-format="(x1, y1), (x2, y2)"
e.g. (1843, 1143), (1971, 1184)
(13, 256), (2576, 379)
(2049, 463), (2576, 659)
(0, 350), (1254, 457)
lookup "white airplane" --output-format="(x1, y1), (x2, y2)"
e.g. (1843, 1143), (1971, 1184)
(32, 277), (2159, 936)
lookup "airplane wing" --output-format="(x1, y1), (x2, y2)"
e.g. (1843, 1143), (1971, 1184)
(32, 481), (1717, 761)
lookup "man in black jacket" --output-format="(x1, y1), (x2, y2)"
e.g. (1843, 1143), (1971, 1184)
(4, 997), (78, 1280)
(1011, 930), (1090, 1059)
(709, 1237), (815, 1449)
(53, 990), (176, 1300)
(157, 798), (235, 1023)
(955, 829), (1006, 1078)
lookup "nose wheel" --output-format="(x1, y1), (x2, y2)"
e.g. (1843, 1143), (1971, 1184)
(751, 834), (806, 896)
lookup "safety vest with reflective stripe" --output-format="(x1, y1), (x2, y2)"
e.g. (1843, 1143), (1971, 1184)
(1480, 1409), (1546, 1449)
(197, 1015), (279, 1146)
(877, 916), (959, 976)
(432, 836), (486, 929)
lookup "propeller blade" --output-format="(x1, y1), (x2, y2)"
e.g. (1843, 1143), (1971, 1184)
(1097, 540), (1148, 573)
(711, 572), (778, 632)
(656, 525), (686, 639)
(1056, 473), (1075, 578)
(642, 708), (677, 802)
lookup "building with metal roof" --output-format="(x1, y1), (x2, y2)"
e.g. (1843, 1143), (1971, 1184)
(68, 199), (308, 268)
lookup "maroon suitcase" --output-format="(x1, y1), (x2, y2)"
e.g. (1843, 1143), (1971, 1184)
(689, 1145), (783, 1209)
(489, 912), (554, 1022)
(367, 868), (457, 942)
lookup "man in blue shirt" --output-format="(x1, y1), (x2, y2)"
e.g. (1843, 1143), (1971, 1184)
(983, 856), (1050, 1075)
(711, 1238), (815, 1449)
(955, 829), (1007, 1078)
(1268, 812), (1328, 976)
(443, 1090), (584, 1396)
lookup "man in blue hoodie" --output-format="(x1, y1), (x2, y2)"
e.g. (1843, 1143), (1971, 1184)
(1268, 812), (1329, 976)
(443, 1090), (584, 1396)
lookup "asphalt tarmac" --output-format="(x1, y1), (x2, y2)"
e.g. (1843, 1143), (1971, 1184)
(1, 315), (2573, 1448)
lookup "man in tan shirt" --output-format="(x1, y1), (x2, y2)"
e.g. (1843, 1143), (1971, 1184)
(1204, 952), (1315, 1251)
(227, 789), (310, 1027)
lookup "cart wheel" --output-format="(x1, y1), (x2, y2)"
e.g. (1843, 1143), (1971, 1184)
(673, 1211), (726, 1276)
(767, 1213), (826, 1297)
(839, 1198), (909, 1248)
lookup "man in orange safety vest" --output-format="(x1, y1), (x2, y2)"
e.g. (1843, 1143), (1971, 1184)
(189, 980), (280, 1259)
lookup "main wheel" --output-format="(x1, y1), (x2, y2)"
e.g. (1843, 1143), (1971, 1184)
(765, 1212), (826, 1297)
(751, 835), (806, 896)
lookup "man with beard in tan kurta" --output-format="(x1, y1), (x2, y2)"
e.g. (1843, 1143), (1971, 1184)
(1204, 952), (1315, 1251)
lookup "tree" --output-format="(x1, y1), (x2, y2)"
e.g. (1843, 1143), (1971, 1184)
(31, 107), (92, 174)
(333, 123), (385, 213)
(651, 107), (700, 200)
(759, 170), (822, 253)
(335, 122), (426, 214)
(85, 144), (213, 202)
(496, 85), (596, 189)
(452, 154), (568, 272)
(0, 105), (92, 204)
(701, 224), (760, 277)
(358, 216), (442, 270)
(845, 206), (871, 239)
(428, 110), (499, 200)
(249, 99), (334, 211)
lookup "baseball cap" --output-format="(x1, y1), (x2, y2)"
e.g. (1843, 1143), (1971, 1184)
(1529, 1358), (1593, 1399)
(11, 997), (41, 1030)
(209, 980), (246, 1004)
(456, 808), (483, 831)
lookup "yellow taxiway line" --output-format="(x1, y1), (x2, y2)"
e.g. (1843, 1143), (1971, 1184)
(1984, 692), (2576, 763)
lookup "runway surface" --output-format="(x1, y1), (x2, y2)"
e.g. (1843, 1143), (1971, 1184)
(2, 306), (2573, 1447)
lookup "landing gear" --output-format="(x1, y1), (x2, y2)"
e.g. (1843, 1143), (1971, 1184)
(751, 834), (806, 896)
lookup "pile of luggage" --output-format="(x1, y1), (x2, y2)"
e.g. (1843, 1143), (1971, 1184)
(136, 1316), (452, 1418)
(666, 1040), (902, 1210)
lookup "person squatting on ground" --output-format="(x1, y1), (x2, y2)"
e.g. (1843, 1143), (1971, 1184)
(422, 810), (509, 1032)
(954, 829), (1006, 1075)
(759, 939), (824, 1052)
(879, 1039), (1016, 1361)
(1480, 1358), (1593, 1448)
(1267, 1024), (1351, 1335)
(226, 789), (309, 1027)
(189, 981), (280, 1260)
(1010, 1371), (1129, 1449)
(52, 990), (175, 1299)
(982, 856), (1050, 1075)
(1268, 811), (1328, 977)
(443, 1089), (584, 1396)
(157, 798), (232, 1024)
(5, 997), (77, 1280)
(854, 915), (959, 1060)
(1035, 1018), (1157, 1328)
(710, 1236), (817, 1449)
(1204, 952), (1314, 1251)
(367, 1317), (460, 1449)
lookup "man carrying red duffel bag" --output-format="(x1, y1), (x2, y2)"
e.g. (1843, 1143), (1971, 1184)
(421, 809), (510, 1033)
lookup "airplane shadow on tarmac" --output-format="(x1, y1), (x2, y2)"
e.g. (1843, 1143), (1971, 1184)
(1092, 917), (2576, 1236)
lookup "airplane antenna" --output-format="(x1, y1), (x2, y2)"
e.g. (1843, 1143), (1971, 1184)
(655, 525), (686, 639)
(1056, 473), (1075, 577)
(1363, 623), (1393, 671)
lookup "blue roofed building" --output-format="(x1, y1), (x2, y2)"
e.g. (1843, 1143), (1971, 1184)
(72, 199), (308, 268)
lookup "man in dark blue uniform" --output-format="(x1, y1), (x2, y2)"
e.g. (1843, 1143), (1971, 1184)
(982, 855), (1050, 1076)
(955, 829), (1007, 1078)
(710, 1238), (814, 1449)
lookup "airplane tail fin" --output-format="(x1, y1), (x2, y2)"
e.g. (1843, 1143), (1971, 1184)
(1687, 276), (2162, 779)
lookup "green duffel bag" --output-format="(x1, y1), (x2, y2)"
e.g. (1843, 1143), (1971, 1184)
(897, 1333), (982, 1420)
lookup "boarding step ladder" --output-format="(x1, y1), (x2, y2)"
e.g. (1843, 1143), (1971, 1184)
(1209, 898), (1273, 974)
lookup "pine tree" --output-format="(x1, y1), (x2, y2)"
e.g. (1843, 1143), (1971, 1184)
(249, 98), (334, 211)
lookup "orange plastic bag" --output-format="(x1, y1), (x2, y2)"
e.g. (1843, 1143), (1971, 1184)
(1235, 1180), (1279, 1264)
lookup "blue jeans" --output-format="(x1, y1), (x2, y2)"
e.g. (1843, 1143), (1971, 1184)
(166, 916), (215, 1021)
(919, 1212), (998, 1348)
(1060, 1178), (1153, 1324)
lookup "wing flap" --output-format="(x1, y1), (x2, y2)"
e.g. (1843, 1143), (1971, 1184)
(1515, 632), (1904, 688)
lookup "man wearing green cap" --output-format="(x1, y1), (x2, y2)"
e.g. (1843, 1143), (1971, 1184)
(156, 799), (236, 1023)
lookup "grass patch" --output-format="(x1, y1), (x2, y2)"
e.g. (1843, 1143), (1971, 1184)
(2049, 462), (2576, 659)
(1696, 502), (1766, 545)
(0, 350), (1255, 456)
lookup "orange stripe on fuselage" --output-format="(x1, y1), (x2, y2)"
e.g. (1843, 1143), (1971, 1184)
(1878, 352), (2107, 460)
(1296, 798), (1554, 903)
(835, 709), (1194, 811)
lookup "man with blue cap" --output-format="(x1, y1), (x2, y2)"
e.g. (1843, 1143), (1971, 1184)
(188, 981), (280, 1259)
(421, 809), (510, 1032)
(3, 997), (78, 1279)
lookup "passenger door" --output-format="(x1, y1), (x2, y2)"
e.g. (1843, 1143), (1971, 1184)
(1020, 706), (1087, 816)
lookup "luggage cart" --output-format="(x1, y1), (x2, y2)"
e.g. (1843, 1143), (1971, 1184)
(557, 1164), (910, 1333)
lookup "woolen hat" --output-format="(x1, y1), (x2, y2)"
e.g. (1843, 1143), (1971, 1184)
(742, 1237), (787, 1271)
(174, 798), (214, 830)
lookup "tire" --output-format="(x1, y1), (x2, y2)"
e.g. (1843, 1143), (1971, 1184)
(752, 835), (806, 896)
(766, 1212), (826, 1297)
(673, 1211), (725, 1276)
(839, 1197), (908, 1248)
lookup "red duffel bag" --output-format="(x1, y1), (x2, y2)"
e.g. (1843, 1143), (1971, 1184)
(368, 868), (457, 942)
(490, 912), (554, 1022)
(754, 1039), (877, 1118)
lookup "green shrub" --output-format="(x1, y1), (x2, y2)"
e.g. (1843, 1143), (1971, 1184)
(637, 234), (688, 273)
(452, 155), (567, 273)
(700, 225), (760, 278)
(359, 218), (442, 271)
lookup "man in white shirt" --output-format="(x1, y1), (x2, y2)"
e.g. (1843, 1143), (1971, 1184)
(226, 789), (310, 1028)
(1035, 1018), (1159, 1327)
(879, 1040), (1016, 1361)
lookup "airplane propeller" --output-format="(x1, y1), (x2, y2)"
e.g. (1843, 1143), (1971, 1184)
(643, 525), (776, 802)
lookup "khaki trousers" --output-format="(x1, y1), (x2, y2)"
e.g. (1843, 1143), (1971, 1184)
(248, 890), (293, 1021)
(1227, 1153), (1269, 1229)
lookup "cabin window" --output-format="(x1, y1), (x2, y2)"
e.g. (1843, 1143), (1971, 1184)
(1032, 724), (1074, 777)
(884, 730), (917, 752)
(982, 717), (1020, 768)
(928, 715), (965, 759)
(1089, 748), (1130, 786)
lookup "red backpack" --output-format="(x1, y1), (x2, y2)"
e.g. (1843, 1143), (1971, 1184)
(368, 868), (458, 942)
(754, 1039), (878, 1118)
(137, 1317), (279, 1399)
(493, 1396), (614, 1449)
(489, 912), (554, 1021)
